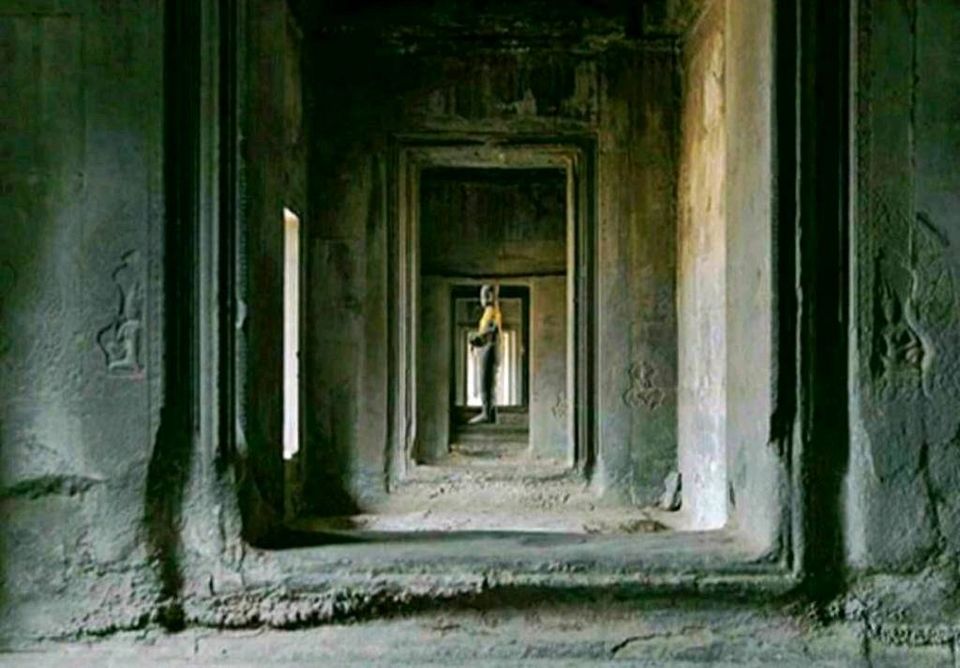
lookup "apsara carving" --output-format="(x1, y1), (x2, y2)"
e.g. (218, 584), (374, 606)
(97, 250), (144, 377)
(551, 391), (567, 419)
(871, 205), (959, 400)
(623, 360), (664, 410)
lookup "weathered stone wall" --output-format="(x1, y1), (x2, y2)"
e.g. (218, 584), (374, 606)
(722, 0), (785, 550)
(675, 0), (786, 545)
(419, 168), (567, 277)
(847, 0), (960, 571)
(0, 0), (164, 637)
(529, 275), (570, 463)
(416, 276), (452, 464)
(677, 0), (726, 530)
(303, 27), (679, 508)
(594, 45), (678, 505)
(241, 0), (305, 532)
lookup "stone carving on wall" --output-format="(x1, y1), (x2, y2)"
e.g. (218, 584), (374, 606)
(623, 360), (664, 410)
(0, 260), (15, 357)
(873, 266), (924, 398)
(912, 212), (960, 399)
(97, 250), (144, 377)
(871, 204), (960, 401)
(551, 391), (567, 419)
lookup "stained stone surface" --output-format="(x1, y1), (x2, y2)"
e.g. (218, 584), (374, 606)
(847, 0), (960, 572)
(660, 471), (682, 511)
(676, 0), (727, 530)
(0, 606), (956, 667)
(0, 0), (165, 644)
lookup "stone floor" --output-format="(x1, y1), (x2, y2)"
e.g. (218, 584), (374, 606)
(290, 442), (691, 535)
(2, 603), (955, 666)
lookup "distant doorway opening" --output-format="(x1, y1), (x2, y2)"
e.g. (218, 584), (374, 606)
(399, 143), (591, 479)
(451, 284), (530, 456)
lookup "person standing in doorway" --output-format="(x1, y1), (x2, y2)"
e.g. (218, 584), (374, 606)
(469, 284), (502, 424)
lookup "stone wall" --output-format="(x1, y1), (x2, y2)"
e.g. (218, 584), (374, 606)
(677, 0), (726, 530)
(847, 0), (960, 571)
(722, 0), (784, 551)
(0, 0), (165, 637)
(419, 168), (567, 277)
(674, 0), (786, 545)
(529, 275), (569, 463)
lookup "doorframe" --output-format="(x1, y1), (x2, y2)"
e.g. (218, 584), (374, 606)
(387, 136), (597, 485)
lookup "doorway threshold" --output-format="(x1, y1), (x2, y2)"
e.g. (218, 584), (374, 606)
(287, 446), (690, 537)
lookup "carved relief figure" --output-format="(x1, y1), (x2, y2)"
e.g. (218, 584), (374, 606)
(871, 208), (960, 400)
(551, 391), (567, 419)
(874, 271), (923, 393)
(623, 360), (664, 410)
(911, 212), (960, 398)
(97, 250), (144, 376)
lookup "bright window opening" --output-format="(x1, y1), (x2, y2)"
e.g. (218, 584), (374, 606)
(282, 207), (300, 461)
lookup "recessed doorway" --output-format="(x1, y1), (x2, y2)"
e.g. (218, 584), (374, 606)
(390, 141), (592, 485)
(408, 153), (581, 475)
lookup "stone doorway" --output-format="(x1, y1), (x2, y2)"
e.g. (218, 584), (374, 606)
(415, 163), (572, 473)
(394, 142), (591, 483)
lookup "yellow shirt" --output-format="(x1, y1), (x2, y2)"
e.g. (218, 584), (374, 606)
(478, 305), (502, 338)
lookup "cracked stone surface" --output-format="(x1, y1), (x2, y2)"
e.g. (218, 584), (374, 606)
(1, 605), (957, 667)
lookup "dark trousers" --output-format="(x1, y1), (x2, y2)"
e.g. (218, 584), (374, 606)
(478, 342), (498, 419)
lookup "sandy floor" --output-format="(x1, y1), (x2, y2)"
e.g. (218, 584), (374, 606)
(290, 443), (689, 535)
